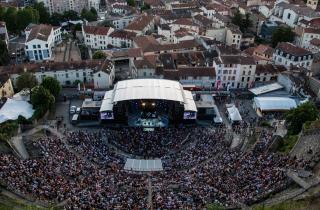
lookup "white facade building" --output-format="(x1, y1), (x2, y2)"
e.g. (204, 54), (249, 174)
(82, 26), (114, 50)
(213, 55), (256, 89)
(273, 42), (314, 70)
(9, 60), (115, 89)
(108, 30), (136, 48)
(25, 24), (62, 62)
(271, 2), (320, 28)
(225, 25), (242, 49)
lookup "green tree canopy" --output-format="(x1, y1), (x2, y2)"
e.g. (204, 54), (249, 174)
(92, 50), (106, 59)
(231, 10), (253, 33)
(33, 2), (50, 24)
(271, 26), (295, 48)
(41, 76), (61, 99)
(63, 10), (79, 21)
(0, 6), (6, 20)
(141, 3), (151, 11)
(16, 72), (38, 92)
(285, 101), (319, 135)
(4, 7), (17, 33)
(81, 8), (98, 21)
(0, 40), (9, 66)
(50, 12), (64, 26)
(31, 85), (55, 118)
(0, 120), (18, 141)
(16, 7), (39, 31)
(127, 0), (136, 7)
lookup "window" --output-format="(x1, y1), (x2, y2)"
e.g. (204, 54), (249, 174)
(45, 44), (48, 48)
(287, 13), (291, 19)
(98, 73), (101, 77)
(247, 77), (250, 82)
(242, 77), (244, 82)
(26, 46), (28, 49)
(38, 45), (41, 48)
(83, 72), (86, 76)
(66, 73), (69, 78)
(33, 45), (36, 49)
(76, 72), (79, 78)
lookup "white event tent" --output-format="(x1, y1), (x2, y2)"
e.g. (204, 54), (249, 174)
(226, 104), (242, 122)
(0, 98), (34, 124)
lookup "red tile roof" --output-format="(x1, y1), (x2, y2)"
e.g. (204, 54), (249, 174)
(109, 30), (136, 39)
(26, 24), (53, 42)
(83, 26), (112, 36)
(125, 15), (154, 31)
(276, 42), (312, 56)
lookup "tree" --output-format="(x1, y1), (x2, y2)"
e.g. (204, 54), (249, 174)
(0, 40), (9, 66)
(271, 26), (295, 48)
(81, 7), (98, 21)
(127, 0), (135, 7)
(0, 6), (6, 20)
(92, 51), (106, 59)
(16, 7), (39, 32)
(4, 7), (17, 33)
(50, 12), (63, 26)
(141, 3), (151, 11)
(41, 76), (61, 99)
(231, 10), (253, 33)
(63, 10), (79, 21)
(31, 86), (55, 118)
(33, 2), (50, 24)
(0, 120), (18, 141)
(16, 72), (38, 92)
(285, 102), (318, 135)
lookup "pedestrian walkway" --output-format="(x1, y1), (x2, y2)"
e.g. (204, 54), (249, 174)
(147, 175), (153, 210)
(287, 170), (312, 189)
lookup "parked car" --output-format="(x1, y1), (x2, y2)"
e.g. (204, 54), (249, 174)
(76, 107), (81, 114)
(70, 106), (77, 114)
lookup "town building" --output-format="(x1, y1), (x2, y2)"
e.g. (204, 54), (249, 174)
(0, 75), (14, 99)
(108, 30), (137, 48)
(82, 26), (114, 50)
(225, 25), (242, 49)
(213, 55), (256, 89)
(38, 0), (96, 14)
(1, 59), (115, 89)
(25, 24), (62, 62)
(124, 14), (155, 35)
(273, 42), (314, 70)
(0, 21), (9, 47)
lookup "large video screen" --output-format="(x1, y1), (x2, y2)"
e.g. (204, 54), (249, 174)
(100, 112), (114, 120)
(183, 112), (197, 120)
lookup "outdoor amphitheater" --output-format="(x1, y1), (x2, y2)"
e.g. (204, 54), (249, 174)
(1, 122), (319, 209)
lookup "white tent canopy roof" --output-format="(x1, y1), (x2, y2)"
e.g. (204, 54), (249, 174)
(254, 97), (297, 111)
(100, 90), (114, 112)
(183, 90), (197, 112)
(226, 104), (242, 122)
(249, 83), (283, 95)
(113, 79), (185, 102)
(0, 98), (34, 124)
(124, 159), (163, 172)
(100, 79), (197, 112)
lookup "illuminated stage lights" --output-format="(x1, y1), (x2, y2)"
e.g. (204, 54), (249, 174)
(142, 102), (146, 106)
(152, 103), (155, 106)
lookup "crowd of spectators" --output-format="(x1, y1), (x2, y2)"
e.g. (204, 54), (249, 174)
(106, 127), (193, 158)
(0, 126), (306, 209)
